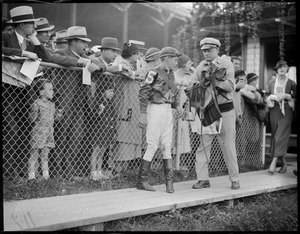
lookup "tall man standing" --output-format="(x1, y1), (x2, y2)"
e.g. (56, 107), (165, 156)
(53, 26), (102, 179)
(137, 47), (183, 193)
(190, 37), (240, 190)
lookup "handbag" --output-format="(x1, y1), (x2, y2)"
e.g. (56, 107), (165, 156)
(201, 98), (222, 126)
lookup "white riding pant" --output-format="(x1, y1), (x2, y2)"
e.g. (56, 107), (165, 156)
(143, 103), (173, 162)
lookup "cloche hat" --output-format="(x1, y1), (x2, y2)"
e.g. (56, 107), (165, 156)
(121, 42), (139, 57)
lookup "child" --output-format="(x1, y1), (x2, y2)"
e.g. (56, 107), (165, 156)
(90, 79), (117, 180)
(28, 79), (63, 181)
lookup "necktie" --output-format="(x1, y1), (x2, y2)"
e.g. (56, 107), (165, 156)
(21, 40), (26, 50)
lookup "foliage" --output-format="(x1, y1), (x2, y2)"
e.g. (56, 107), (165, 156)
(172, 2), (295, 63)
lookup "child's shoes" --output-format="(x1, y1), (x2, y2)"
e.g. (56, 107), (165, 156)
(97, 170), (110, 179)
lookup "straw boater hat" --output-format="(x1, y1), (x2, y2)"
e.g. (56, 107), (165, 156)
(54, 29), (68, 43)
(65, 26), (91, 42)
(9, 6), (39, 23)
(99, 37), (121, 51)
(35, 18), (55, 32)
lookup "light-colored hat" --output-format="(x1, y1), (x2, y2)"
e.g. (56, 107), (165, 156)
(129, 39), (145, 46)
(91, 45), (101, 53)
(99, 37), (121, 51)
(159, 47), (182, 58)
(65, 26), (91, 42)
(54, 29), (68, 43)
(9, 6), (39, 23)
(200, 37), (221, 50)
(35, 18), (55, 32)
(145, 47), (160, 62)
(129, 39), (147, 53)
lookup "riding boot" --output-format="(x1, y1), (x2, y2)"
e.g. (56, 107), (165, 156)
(163, 159), (174, 193)
(136, 159), (156, 191)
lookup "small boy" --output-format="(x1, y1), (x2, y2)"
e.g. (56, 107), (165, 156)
(28, 79), (63, 181)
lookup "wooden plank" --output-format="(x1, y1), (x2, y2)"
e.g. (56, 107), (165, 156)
(4, 168), (297, 230)
(4, 166), (297, 231)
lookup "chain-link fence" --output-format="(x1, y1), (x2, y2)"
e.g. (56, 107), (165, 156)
(2, 60), (264, 184)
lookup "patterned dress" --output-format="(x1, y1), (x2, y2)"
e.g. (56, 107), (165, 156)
(30, 98), (58, 149)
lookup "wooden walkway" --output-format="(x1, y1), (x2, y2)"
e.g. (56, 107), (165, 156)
(4, 164), (297, 231)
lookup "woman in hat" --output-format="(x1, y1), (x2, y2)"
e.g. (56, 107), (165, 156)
(173, 54), (194, 170)
(265, 60), (296, 174)
(113, 42), (143, 172)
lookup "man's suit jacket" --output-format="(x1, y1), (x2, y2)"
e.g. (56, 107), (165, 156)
(49, 49), (78, 67)
(2, 31), (50, 62)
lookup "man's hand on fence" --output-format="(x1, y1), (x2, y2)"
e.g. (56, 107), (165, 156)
(22, 51), (39, 61)
(87, 63), (101, 73)
(77, 58), (90, 67)
(138, 113), (147, 128)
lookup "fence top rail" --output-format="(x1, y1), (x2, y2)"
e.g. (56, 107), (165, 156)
(2, 56), (145, 80)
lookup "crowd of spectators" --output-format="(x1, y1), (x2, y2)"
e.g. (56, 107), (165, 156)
(2, 5), (296, 188)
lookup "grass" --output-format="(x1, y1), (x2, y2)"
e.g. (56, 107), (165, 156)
(102, 188), (298, 231)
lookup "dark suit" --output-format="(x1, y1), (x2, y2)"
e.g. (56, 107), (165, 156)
(2, 31), (50, 62)
(51, 48), (92, 177)
(2, 31), (50, 177)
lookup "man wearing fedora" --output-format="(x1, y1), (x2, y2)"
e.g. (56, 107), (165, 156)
(2, 6), (50, 62)
(35, 18), (55, 51)
(188, 37), (240, 190)
(137, 46), (183, 193)
(35, 19), (89, 68)
(93, 37), (130, 74)
(54, 29), (68, 50)
(2, 18), (14, 34)
(52, 26), (104, 178)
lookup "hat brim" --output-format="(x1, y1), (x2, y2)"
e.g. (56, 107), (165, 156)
(65, 36), (91, 42)
(100, 46), (121, 51)
(36, 25), (55, 32)
(9, 18), (40, 23)
(201, 45), (218, 50)
(54, 39), (68, 43)
(160, 52), (182, 58)
(145, 55), (160, 62)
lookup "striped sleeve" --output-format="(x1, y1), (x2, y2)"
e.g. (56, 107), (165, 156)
(139, 84), (152, 114)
